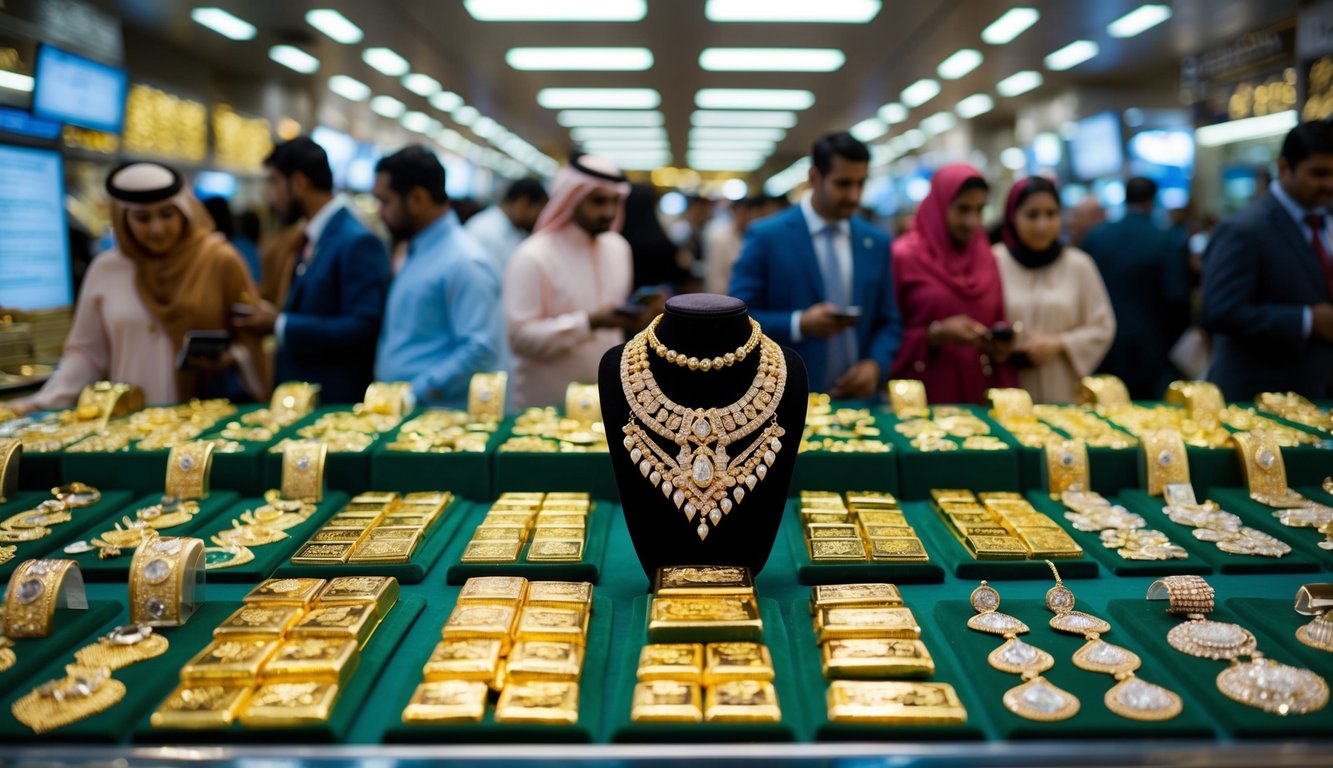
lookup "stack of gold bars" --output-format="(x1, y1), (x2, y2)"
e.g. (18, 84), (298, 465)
(290, 491), (453, 565)
(798, 491), (929, 563)
(800, 394), (891, 454)
(151, 576), (398, 728)
(402, 576), (593, 724)
(633, 565), (779, 723)
(812, 582), (967, 725)
(460, 492), (590, 564)
(931, 489), (1083, 560)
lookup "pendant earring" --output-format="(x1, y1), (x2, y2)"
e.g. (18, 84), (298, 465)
(1003, 671), (1081, 722)
(967, 582), (1055, 676)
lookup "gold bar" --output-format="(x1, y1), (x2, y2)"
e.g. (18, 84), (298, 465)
(930, 489), (976, 504)
(473, 526), (525, 542)
(524, 581), (593, 609)
(348, 535), (419, 564)
(309, 528), (368, 544)
(630, 680), (703, 723)
(704, 680), (781, 723)
(648, 596), (763, 642)
(383, 513), (435, 528)
(461, 539), (522, 563)
(291, 541), (354, 565)
(801, 511), (852, 525)
(978, 491), (1024, 502)
(422, 639), (503, 682)
(212, 604), (305, 640)
(151, 684), (253, 729)
(636, 643), (704, 683)
(1020, 531), (1084, 558)
(526, 539), (584, 562)
(869, 537), (929, 562)
(816, 606), (922, 642)
(515, 606), (589, 644)
(856, 510), (910, 526)
(507, 640), (584, 682)
(810, 583), (903, 613)
(965, 535), (1028, 560)
(483, 512), (536, 526)
(654, 565), (755, 597)
(243, 578), (327, 608)
(703, 642), (774, 685)
(533, 514), (585, 528)
(288, 602), (381, 649)
(182, 639), (281, 684)
(457, 576), (528, 606)
(861, 525), (916, 539)
(532, 527), (585, 541)
(543, 492), (589, 501)
(496, 492), (545, 503)
(494, 681), (579, 725)
(826, 680), (967, 725)
(401, 680), (487, 724)
(953, 524), (1012, 537)
(806, 523), (862, 540)
(442, 604), (518, 645)
(352, 492), (399, 505)
(260, 638), (359, 684)
(315, 576), (400, 609)
(808, 538), (867, 561)
(822, 639), (935, 679)
(240, 681), (341, 725)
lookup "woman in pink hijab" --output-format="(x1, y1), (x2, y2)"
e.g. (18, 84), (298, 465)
(890, 163), (1017, 404)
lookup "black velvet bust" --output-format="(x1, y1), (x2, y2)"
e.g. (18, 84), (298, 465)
(598, 293), (808, 582)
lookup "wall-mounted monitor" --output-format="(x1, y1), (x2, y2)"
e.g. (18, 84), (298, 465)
(194, 170), (238, 200)
(1070, 111), (1125, 181)
(32, 44), (129, 135)
(0, 144), (72, 310)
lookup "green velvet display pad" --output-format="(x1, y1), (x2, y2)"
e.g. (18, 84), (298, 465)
(188, 492), (349, 583)
(933, 599), (1216, 740)
(140, 595), (426, 744)
(1107, 598), (1333, 737)
(260, 406), (400, 492)
(780, 499), (945, 585)
(369, 434), (498, 500)
(62, 443), (269, 498)
(1024, 492), (1212, 577)
(784, 599), (987, 741)
(1279, 442), (1333, 487)
(885, 439), (1021, 501)
(906, 501), (1100, 581)
(0, 600), (236, 743)
(1184, 447), (1242, 496)
(1115, 490), (1321, 575)
(1008, 440), (1140, 499)
(792, 450), (898, 495)
(1204, 488), (1332, 567)
(273, 497), (471, 585)
(492, 431), (619, 499)
(63, 491), (241, 582)
(0, 490), (134, 579)
(381, 594), (612, 744)
(1225, 597), (1333, 675)
(15, 452), (62, 491)
(0, 601), (121, 693)
(608, 595), (800, 742)
(444, 499), (614, 585)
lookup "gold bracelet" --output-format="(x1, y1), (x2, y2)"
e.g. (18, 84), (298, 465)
(129, 536), (205, 626)
(987, 387), (1035, 421)
(4, 559), (84, 638)
(1078, 374), (1131, 408)
(165, 441), (215, 500)
(468, 372), (508, 424)
(363, 381), (414, 417)
(280, 440), (326, 502)
(1141, 429), (1189, 497)
(1044, 438), (1088, 498)
(51, 482), (102, 508)
(0, 437), (20, 502)
(11, 666), (126, 734)
(1165, 380), (1225, 421)
(886, 379), (929, 417)
(564, 383), (601, 424)
(270, 381), (320, 419)
(1153, 574), (1216, 617)
(72, 623), (169, 670)
(645, 315), (761, 372)
(1231, 431), (1306, 508)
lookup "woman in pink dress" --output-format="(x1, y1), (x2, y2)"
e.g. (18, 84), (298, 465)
(890, 163), (1016, 404)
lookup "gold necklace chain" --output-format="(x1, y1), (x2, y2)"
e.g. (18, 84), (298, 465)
(645, 315), (762, 372)
(620, 320), (787, 541)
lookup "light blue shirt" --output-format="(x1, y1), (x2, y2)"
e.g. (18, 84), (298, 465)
(1268, 180), (1330, 338)
(374, 210), (504, 409)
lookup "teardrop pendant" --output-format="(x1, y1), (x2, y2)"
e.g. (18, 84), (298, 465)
(1003, 674), (1081, 722)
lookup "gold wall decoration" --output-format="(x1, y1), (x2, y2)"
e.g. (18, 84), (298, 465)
(123, 84), (207, 162)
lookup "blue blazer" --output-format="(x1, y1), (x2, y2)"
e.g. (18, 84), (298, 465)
(729, 206), (902, 390)
(1200, 192), (1333, 400)
(276, 207), (391, 404)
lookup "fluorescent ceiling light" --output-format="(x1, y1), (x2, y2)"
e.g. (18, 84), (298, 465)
(537, 87), (661, 109)
(955, 93), (994, 119)
(506, 47), (653, 71)
(695, 89), (814, 110)
(689, 127), (786, 141)
(472, 117), (502, 138)
(464, 0), (646, 21)
(453, 105), (480, 125)
(920, 112), (956, 136)
(981, 7), (1039, 45)
(699, 48), (845, 72)
(370, 95), (406, 118)
(1000, 147), (1027, 170)
(402, 73), (441, 96)
(572, 127), (666, 141)
(306, 9), (363, 44)
(363, 47), (410, 77)
(690, 110), (797, 128)
(557, 110), (664, 127)
(401, 111), (432, 133)
(850, 117), (888, 142)
(1108, 4), (1172, 38)
(1045, 40), (1099, 71)
(996, 70), (1043, 97)
(689, 144), (776, 155)
(901, 129), (926, 149)
(328, 74), (371, 101)
(0, 70), (33, 92)
(937, 49), (982, 80)
(1195, 110), (1298, 147)
(705, 0), (880, 23)
(900, 79), (940, 109)
(581, 139), (670, 149)
(430, 91), (464, 112)
(191, 7), (256, 40)
(269, 45), (319, 74)
(877, 102), (907, 124)
(687, 157), (767, 172)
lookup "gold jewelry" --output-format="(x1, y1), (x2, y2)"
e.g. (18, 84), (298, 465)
(1231, 431), (1308, 508)
(73, 624), (169, 670)
(269, 381), (320, 420)
(165, 441), (214, 500)
(565, 382), (601, 424)
(0, 437), (20, 503)
(645, 315), (762, 372)
(620, 318), (788, 541)
(1216, 654), (1328, 715)
(51, 482), (101, 508)
(1078, 374), (1131, 408)
(4, 559), (84, 638)
(280, 440), (326, 502)
(1003, 672), (1081, 722)
(886, 379), (929, 418)
(1296, 613), (1333, 653)
(468, 371), (507, 423)
(987, 387), (1035, 421)
(0, 545), (13, 565)
(1103, 673), (1183, 722)
(1044, 438), (1089, 498)
(966, 582), (1053, 675)
(1294, 584), (1333, 653)
(204, 545), (255, 570)
(363, 381), (413, 417)
(11, 666), (126, 734)
(129, 536), (205, 626)
(0, 636), (15, 672)
(2, 499), (71, 530)
(1160, 485), (1292, 558)
(1150, 576), (1257, 660)
(1044, 561), (1111, 635)
(1141, 430), (1189, 497)
(1257, 392), (1332, 432)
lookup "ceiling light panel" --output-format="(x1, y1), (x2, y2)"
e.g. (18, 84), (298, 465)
(695, 89), (814, 110)
(997, 70), (1043, 97)
(981, 7), (1039, 45)
(900, 79), (940, 109)
(464, 0), (647, 21)
(850, 117), (888, 141)
(937, 49), (982, 80)
(1108, 4), (1172, 38)
(370, 95), (406, 118)
(328, 75), (371, 101)
(557, 110), (664, 127)
(1044, 40), (1099, 71)
(955, 93), (994, 118)
(699, 48), (845, 72)
(877, 102), (907, 124)
(920, 111), (956, 135)
(363, 47), (410, 77)
(690, 110), (797, 128)
(430, 91), (464, 112)
(705, 0), (880, 23)
(402, 73), (441, 96)
(571, 127), (667, 140)
(506, 47), (653, 71)
(191, 7), (256, 40)
(269, 46), (319, 74)
(452, 105), (481, 125)
(538, 88), (661, 109)
(689, 127), (786, 141)
(401, 111), (432, 133)
(306, 9), (363, 44)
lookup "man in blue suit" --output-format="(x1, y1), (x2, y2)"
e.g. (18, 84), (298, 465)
(237, 137), (391, 403)
(1201, 121), (1333, 400)
(730, 132), (901, 398)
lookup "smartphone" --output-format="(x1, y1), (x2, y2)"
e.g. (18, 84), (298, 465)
(831, 305), (863, 322)
(989, 322), (1015, 342)
(177, 330), (230, 371)
(230, 303), (256, 317)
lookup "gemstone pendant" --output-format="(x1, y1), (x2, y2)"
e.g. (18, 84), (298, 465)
(1071, 638), (1141, 675)
(1003, 675), (1081, 722)
(967, 610), (1029, 636)
(1049, 610), (1112, 636)
(1215, 656), (1329, 715)
(987, 636), (1055, 675)
(696, 522), (710, 541)
(1104, 675), (1182, 722)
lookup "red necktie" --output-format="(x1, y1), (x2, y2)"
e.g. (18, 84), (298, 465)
(1305, 214), (1333, 296)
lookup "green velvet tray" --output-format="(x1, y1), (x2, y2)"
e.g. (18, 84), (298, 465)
(63, 491), (241, 582)
(609, 595), (801, 743)
(792, 449), (898, 495)
(1279, 442), (1333, 488)
(444, 499), (614, 585)
(781, 498), (945, 585)
(260, 406), (400, 493)
(906, 501), (1100, 581)
(368, 428), (499, 501)
(381, 594), (612, 744)
(881, 406), (1021, 501)
(15, 452), (62, 491)
(1107, 598), (1333, 737)
(492, 436), (619, 500)
(933, 599), (1216, 739)
(1226, 596), (1333, 676)
(1204, 487), (1332, 567)
(1115, 490), (1321, 575)
(139, 595), (426, 744)
(62, 442), (269, 498)
(1183, 446), (1243, 497)
(0, 601), (121, 693)
(274, 497), (470, 585)
(785, 598), (987, 741)
(1011, 442), (1143, 499)
(0, 600), (236, 743)
(188, 492), (349, 583)
(0, 490), (135, 579)
(1025, 492), (1212, 577)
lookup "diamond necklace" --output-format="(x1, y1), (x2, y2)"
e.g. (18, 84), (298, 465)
(620, 319), (787, 541)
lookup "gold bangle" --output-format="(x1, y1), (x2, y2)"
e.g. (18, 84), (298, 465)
(165, 441), (215, 500)
(1044, 438), (1089, 498)
(564, 383), (601, 424)
(1231, 431), (1305, 507)
(987, 388), (1034, 421)
(886, 379), (928, 417)
(0, 437), (20, 503)
(363, 381), (413, 417)
(129, 536), (205, 626)
(1165, 380), (1225, 421)
(468, 372), (508, 424)
(280, 440), (326, 502)
(4, 559), (85, 638)
(1141, 429), (1189, 497)
(270, 381), (320, 419)
(1078, 374), (1131, 408)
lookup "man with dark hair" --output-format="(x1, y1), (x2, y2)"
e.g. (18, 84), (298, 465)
(1201, 121), (1333, 399)
(236, 136), (390, 403)
(729, 131), (901, 398)
(371, 145), (502, 408)
(466, 177), (548, 276)
(1083, 176), (1190, 399)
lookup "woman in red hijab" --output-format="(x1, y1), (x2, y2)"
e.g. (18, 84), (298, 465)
(890, 163), (1016, 403)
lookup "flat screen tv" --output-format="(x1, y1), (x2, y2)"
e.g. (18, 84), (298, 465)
(32, 44), (129, 134)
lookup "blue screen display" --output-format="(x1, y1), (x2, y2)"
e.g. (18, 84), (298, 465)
(32, 44), (129, 134)
(0, 144), (72, 310)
